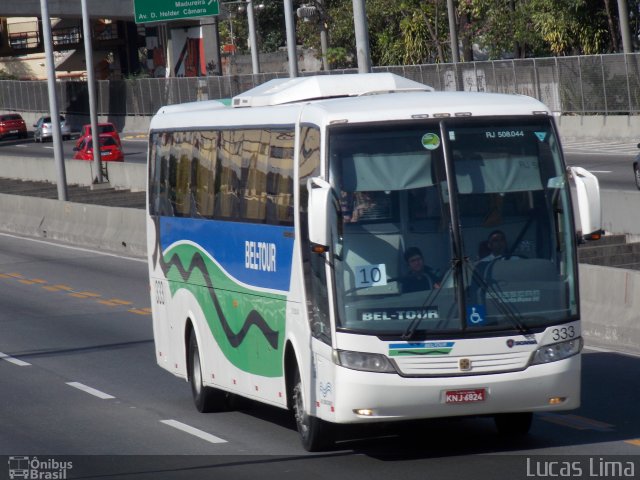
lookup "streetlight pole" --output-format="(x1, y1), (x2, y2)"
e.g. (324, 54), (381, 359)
(446, 0), (459, 64)
(246, 0), (260, 74)
(617, 0), (632, 53)
(81, 0), (103, 185)
(352, 0), (371, 73)
(284, 0), (298, 77)
(39, 0), (67, 201)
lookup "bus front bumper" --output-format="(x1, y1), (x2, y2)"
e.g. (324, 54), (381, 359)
(323, 354), (580, 424)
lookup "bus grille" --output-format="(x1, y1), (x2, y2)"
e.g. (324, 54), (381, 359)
(392, 351), (532, 377)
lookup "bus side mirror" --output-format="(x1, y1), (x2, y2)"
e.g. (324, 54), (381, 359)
(568, 166), (602, 242)
(307, 177), (333, 251)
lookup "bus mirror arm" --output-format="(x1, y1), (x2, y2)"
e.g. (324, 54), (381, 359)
(307, 177), (335, 250)
(567, 166), (603, 243)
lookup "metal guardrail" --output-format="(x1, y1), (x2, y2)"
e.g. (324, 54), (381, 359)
(1, 53), (640, 116)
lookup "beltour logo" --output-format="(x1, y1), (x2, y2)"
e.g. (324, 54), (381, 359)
(8, 456), (73, 479)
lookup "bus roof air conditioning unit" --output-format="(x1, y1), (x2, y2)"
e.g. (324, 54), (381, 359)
(232, 73), (433, 108)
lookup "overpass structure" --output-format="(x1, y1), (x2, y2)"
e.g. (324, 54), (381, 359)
(0, 1), (146, 78)
(0, 1), (135, 20)
(0, 1), (223, 79)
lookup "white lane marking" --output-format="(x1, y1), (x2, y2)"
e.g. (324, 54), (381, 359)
(0, 232), (146, 263)
(0, 352), (31, 366)
(66, 381), (116, 399)
(160, 419), (228, 444)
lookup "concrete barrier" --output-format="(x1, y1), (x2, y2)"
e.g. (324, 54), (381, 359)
(601, 190), (640, 236)
(0, 156), (146, 192)
(579, 264), (640, 355)
(0, 193), (146, 257)
(557, 115), (640, 142)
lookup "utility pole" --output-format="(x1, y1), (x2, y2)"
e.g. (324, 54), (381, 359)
(446, 0), (459, 63)
(352, 0), (371, 73)
(284, 0), (298, 77)
(246, 0), (260, 74)
(39, 0), (67, 201)
(81, 0), (104, 185)
(617, 0), (633, 53)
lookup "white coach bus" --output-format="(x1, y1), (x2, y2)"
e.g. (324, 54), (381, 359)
(146, 73), (601, 451)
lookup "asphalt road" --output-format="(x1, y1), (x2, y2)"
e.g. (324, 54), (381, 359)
(0, 233), (639, 479)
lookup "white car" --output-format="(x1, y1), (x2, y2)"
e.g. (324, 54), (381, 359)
(33, 115), (71, 142)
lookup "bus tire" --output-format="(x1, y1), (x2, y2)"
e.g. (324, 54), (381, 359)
(188, 329), (227, 413)
(494, 412), (533, 436)
(291, 367), (334, 452)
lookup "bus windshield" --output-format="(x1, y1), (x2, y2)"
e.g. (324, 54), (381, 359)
(328, 118), (577, 337)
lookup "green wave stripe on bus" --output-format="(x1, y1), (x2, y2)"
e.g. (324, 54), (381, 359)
(164, 243), (286, 378)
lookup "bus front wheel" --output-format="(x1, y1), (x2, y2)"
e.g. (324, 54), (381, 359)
(494, 412), (533, 436)
(188, 329), (227, 413)
(291, 367), (334, 452)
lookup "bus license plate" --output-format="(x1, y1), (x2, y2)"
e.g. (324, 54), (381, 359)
(445, 388), (486, 404)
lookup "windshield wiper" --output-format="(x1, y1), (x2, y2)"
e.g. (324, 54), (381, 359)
(466, 259), (532, 336)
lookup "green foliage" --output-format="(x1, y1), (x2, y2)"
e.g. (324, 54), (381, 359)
(223, 0), (633, 64)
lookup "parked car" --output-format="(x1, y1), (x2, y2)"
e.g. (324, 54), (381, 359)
(0, 113), (27, 140)
(76, 122), (121, 149)
(33, 115), (72, 142)
(73, 134), (124, 162)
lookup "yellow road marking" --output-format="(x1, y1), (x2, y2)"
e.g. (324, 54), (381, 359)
(97, 298), (133, 306)
(42, 284), (74, 292)
(19, 278), (47, 285)
(625, 439), (640, 446)
(2, 271), (150, 317)
(68, 291), (102, 299)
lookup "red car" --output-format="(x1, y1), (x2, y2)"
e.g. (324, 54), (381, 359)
(75, 122), (122, 149)
(0, 113), (28, 140)
(73, 134), (124, 162)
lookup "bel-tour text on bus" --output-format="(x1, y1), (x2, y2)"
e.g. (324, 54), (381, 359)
(359, 307), (439, 321)
(245, 240), (277, 272)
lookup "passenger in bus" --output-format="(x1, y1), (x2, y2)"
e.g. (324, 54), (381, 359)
(478, 229), (509, 262)
(400, 247), (441, 293)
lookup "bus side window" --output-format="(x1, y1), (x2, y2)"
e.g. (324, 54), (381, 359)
(194, 130), (217, 218)
(215, 130), (242, 219)
(156, 132), (174, 217)
(266, 130), (294, 226)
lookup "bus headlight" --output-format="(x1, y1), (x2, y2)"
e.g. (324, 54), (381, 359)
(333, 350), (397, 373)
(531, 337), (583, 365)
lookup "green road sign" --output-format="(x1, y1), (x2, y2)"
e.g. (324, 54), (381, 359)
(134, 0), (220, 24)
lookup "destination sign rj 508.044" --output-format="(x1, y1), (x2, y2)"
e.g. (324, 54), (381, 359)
(134, 0), (220, 24)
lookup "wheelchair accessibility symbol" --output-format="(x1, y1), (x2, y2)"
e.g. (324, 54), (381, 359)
(467, 305), (486, 326)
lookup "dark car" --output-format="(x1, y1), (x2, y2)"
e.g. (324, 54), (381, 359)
(0, 113), (28, 140)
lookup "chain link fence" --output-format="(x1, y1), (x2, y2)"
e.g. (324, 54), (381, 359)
(2, 53), (640, 116)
